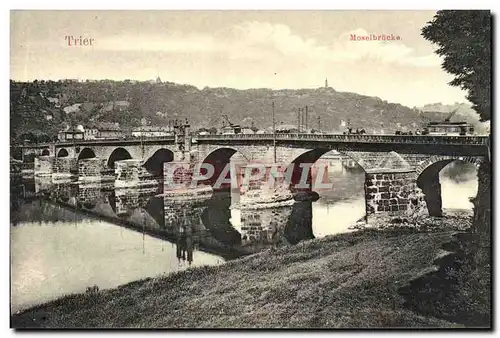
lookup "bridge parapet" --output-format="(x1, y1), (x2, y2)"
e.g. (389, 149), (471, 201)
(196, 133), (488, 146)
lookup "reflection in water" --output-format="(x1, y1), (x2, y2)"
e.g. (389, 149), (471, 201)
(285, 201), (315, 244)
(10, 160), (478, 313)
(10, 217), (222, 313)
(175, 214), (195, 265)
(164, 198), (207, 266)
(312, 197), (366, 237)
(239, 206), (293, 248)
(202, 192), (242, 246)
(108, 186), (159, 217)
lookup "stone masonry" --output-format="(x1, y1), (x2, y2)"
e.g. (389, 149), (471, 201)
(33, 156), (53, 176)
(78, 158), (105, 182)
(365, 169), (427, 216)
(240, 205), (293, 246)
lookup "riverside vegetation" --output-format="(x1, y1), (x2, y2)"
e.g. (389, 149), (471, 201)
(11, 215), (490, 329)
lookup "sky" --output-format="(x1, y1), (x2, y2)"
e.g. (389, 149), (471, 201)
(10, 10), (469, 107)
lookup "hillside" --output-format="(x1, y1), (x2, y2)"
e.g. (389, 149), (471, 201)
(9, 80), (485, 143)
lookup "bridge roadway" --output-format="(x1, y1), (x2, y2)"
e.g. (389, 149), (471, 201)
(28, 133), (489, 157)
(29, 133), (488, 146)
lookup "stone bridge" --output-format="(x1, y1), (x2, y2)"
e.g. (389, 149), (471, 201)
(21, 133), (489, 218)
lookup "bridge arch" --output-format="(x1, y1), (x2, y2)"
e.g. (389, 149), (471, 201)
(143, 148), (175, 178)
(107, 147), (132, 169)
(287, 148), (366, 191)
(78, 148), (96, 161)
(415, 155), (481, 216)
(41, 148), (50, 156)
(57, 148), (69, 158)
(200, 193), (242, 245)
(414, 155), (482, 178)
(199, 147), (249, 189)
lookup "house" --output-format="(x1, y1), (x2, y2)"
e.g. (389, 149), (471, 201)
(241, 127), (255, 134)
(57, 125), (84, 141)
(47, 97), (60, 107)
(57, 130), (66, 141)
(84, 126), (99, 140)
(98, 123), (123, 139)
(101, 101), (130, 112)
(61, 128), (84, 141)
(131, 126), (173, 138)
(63, 103), (82, 114)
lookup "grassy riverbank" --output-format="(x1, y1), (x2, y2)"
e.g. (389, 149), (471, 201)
(11, 227), (490, 329)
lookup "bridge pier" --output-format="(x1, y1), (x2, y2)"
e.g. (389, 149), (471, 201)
(365, 169), (427, 217)
(34, 156), (54, 177)
(238, 163), (294, 208)
(34, 155), (79, 180)
(164, 161), (195, 189)
(53, 157), (78, 180)
(417, 170), (443, 217)
(114, 159), (155, 189)
(161, 161), (216, 201)
(78, 158), (106, 183)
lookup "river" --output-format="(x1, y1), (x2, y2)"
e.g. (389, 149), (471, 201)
(10, 163), (478, 313)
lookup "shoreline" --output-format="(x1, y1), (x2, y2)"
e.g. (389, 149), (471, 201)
(11, 212), (489, 328)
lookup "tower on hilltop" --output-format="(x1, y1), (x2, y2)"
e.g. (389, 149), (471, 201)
(325, 77), (329, 88)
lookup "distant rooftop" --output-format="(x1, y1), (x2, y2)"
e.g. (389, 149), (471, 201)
(133, 126), (172, 131)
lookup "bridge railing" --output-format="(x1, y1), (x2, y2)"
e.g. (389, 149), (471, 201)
(23, 133), (488, 148)
(195, 133), (488, 145)
(25, 136), (177, 148)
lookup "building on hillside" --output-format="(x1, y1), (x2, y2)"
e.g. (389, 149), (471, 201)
(57, 130), (66, 141)
(59, 128), (84, 141)
(47, 97), (60, 107)
(84, 126), (99, 140)
(131, 126), (173, 138)
(57, 125), (84, 141)
(98, 124), (123, 139)
(241, 127), (255, 134)
(63, 103), (82, 114)
(57, 123), (123, 140)
(101, 101), (130, 112)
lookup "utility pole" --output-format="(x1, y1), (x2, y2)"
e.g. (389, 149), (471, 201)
(140, 116), (145, 160)
(297, 108), (301, 133)
(317, 116), (321, 132)
(301, 108), (305, 133)
(305, 106), (309, 132)
(272, 101), (276, 163)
